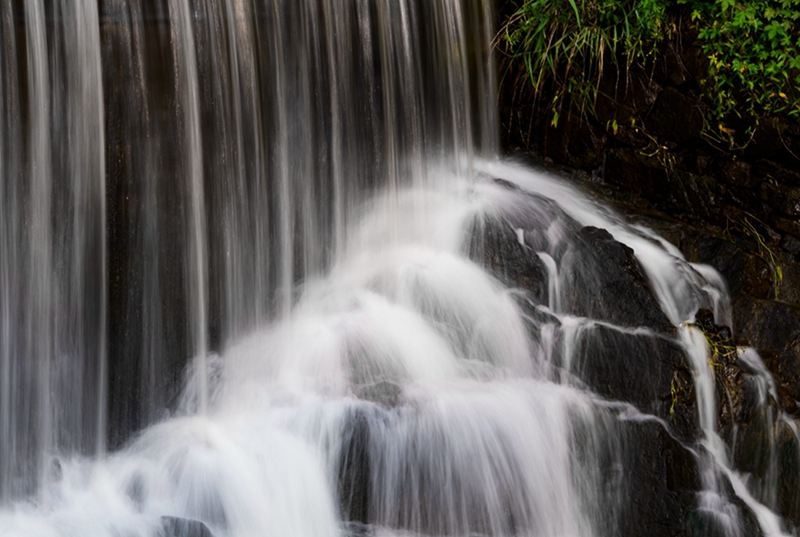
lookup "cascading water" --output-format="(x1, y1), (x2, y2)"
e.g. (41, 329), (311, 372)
(0, 1), (797, 537)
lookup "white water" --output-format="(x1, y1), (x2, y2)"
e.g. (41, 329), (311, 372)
(0, 1), (797, 536)
(1, 162), (790, 537)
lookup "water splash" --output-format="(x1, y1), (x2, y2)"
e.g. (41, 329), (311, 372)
(1, 1), (797, 536)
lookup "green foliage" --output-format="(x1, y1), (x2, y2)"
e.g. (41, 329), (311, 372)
(689, 321), (737, 370)
(502, 0), (800, 133)
(681, 0), (800, 122)
(501, 0), (670, 121)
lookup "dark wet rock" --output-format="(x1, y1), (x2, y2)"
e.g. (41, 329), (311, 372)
(733, 295), (800, 412)
(341, 522), (374, 537)
(569, 325), (697, 443)
(337, 407), (372, 524)
(561, 226), (675, 334)
(730, 398), (778, 493)
(738, 500), (767, 537)
(527, 304), (561, 328)
(760, 181), (800, 218)
(484, 177), (584, 258)
(646, 88), (703, 143)
(603, 149), (725, 221)
(679, 231), (773, 299)
(686, 509), (730, 537)
(604, 148), (670, 204)
(753, 160), (800, 187)
(780, 236), (800, 256)
(733, 296), (800, 361)
(467, 212), (548, 306)
(617, 419), (699, 537)
(158, 517), (214, 537)
(667, 170), (726, 220)
(775, 255), (800, 304)
(770, 216), (800, 237)
(700, 480), (764, 537)
(718, 160), (756, 189)
(694, 309), (731, 342)
(777, 420), (800, 528)
(776, 337), (800, 413)
(355, 381), (402, 408)
(684, 458), (763, 537)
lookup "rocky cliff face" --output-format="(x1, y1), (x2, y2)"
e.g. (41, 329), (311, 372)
(499, 7), (800, 529)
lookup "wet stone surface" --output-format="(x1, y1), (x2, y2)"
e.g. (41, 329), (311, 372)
(561, 226), (675, 334)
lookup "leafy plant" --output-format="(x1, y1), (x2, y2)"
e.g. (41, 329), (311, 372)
(690, 320), (737, 370)
(500, 0), (670, 122)
(502, 0), (800, 140)
(681, 0), (800, 123)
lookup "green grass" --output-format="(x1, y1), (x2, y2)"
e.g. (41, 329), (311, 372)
(501, 0), (800, 135)
(500, 0), (670, 124)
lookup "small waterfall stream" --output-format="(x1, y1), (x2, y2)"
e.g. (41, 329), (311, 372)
(0, 1), (797, 536)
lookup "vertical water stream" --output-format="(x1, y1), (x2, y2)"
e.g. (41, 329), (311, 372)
(0, 0), (106, 501)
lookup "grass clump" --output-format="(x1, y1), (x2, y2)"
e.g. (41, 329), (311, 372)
(500, 0), (670, 124)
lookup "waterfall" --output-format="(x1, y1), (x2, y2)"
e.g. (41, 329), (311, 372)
(0, 1), (795, 536)
(0, 0), (106, 501)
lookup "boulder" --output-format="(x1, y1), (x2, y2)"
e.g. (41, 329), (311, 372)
(159, 517), (214, 537)
(468, 181), (584, 305)
(777, 420), (800, 529)
(616, 420), (699, 537)
(355, 381), (402, 409)
(341, 522), (374, 537)
(561, 226), (675, 334)
(568, 324), (697, 443)
(337, 407), (372, 525)
(733, 295), (800, 412)
(776, 337), (800, 412)
(731, 400), (779, 500)
(679, 232), (773, 299)
(467, 211), (548, 305)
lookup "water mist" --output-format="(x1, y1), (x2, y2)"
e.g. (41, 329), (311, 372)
(0, 1), (795, 537)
